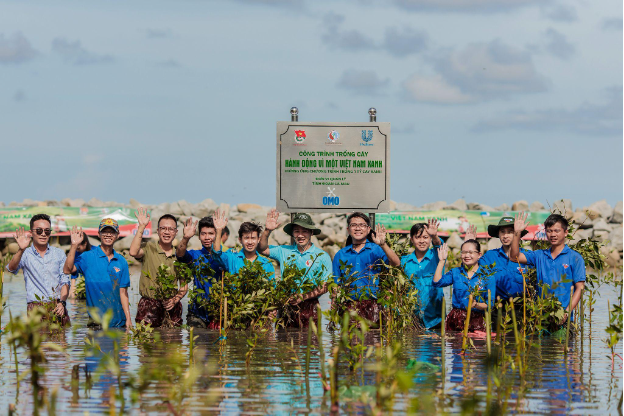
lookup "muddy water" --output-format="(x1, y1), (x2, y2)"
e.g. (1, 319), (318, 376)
(1, 270), (621, 414)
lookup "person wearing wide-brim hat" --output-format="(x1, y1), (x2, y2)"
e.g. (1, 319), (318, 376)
(480, 216), (532, 303)
(259, 209), (333, 329)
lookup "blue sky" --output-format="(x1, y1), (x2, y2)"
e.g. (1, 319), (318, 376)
(1, 0), (622, 209)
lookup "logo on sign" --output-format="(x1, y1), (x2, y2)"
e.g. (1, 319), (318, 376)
(327, 130), (339, 143)
(361, 130), (373, 146)
(323, 187), (340, 206)
(294, 130), (306, 143)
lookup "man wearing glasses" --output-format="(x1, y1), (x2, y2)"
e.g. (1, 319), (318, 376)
(6, 213), (71, 325)
(129, 207), (188, 327)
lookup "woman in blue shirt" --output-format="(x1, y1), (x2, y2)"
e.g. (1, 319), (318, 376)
(433, 240), (496, 332)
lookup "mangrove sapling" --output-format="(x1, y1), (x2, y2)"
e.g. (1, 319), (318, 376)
(128, 320), (158, 344)
(149, 262), (193, 328)
(377, 263), (421, 334)
(461, 295), (474, 354)
(604, 296), (623, 365)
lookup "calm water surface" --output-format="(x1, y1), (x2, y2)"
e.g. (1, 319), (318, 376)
(1, 270), (622, 415)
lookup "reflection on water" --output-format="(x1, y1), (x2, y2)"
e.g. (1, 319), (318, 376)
(1, 271), (621, 414)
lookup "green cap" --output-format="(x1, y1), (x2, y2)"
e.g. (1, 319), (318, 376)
(487, 216), (528, 239)
(283, 213), (321, 236)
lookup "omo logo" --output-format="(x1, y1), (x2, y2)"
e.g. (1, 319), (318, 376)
(323, 187), (340, 206)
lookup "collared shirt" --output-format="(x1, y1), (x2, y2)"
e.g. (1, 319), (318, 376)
(138, 241), (177, 299)
(332, 241), (388, 297)
(213, 249), (275, 279)
(75, 246), (130, 328)
(268, 244), (332, 291)
(7, 244), (70, 303)
(177, 246), (226, 322)
(480, 247), (531, 301)
(524, 245), (586, 309)
(401, 247), (444, 329)
(433, 265), (496, 312)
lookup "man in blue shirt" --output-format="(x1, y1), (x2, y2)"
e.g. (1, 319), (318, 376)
(176, 216), (226, 329)
(64, 219), (132, 329)
(481, 216), (532, 302)
(510, 213), (586, 325)
(7, 213), (71, 325)
(259, 209), (332, 328)
(332, 212), (400, 323)
(400, 219), (444, 330)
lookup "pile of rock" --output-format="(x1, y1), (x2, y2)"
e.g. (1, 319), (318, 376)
(1, 198), (622, 267)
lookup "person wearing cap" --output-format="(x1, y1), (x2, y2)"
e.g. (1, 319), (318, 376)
(332, 212), (400, 323)
(258, 209), (333, 328)
(129, 207), (188, 328)
(7, 213), (71, 326)
(480, 216), (532, 304)
(64, 219), (132, 329)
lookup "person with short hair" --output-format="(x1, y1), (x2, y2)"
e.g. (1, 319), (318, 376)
(332, 212), (400, 323)
(176, 215), (227, 329)
(212, 209), (275, 278)
(259, 209), (332, 328)
(510, 212), (585, 325)
(64, 219), (132, 328)
(221, 226), (231, 251)
(400, 219), (445, 330)
(433, 240), (496, 332)
(129, 207), (188, 328)
(7, 213), (71, 325)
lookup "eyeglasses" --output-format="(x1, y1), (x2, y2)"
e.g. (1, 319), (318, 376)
(159, 227), (177, 233)
(32, 228), (52, 236)
(460, 250), (479, 255)
(349, 223), (369, 230)
(100, 231), (117, 237)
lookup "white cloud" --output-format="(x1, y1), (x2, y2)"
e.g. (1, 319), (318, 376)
(337, 70), (389, 95)
(402, 74), (472, 104)
(393, 0), (543, 13)
(543, 28), (575, 60)
(52, 38), (113, 65)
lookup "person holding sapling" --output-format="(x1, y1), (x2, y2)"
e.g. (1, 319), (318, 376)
(433, 240), (496, 332)
(64, 219), (132, 329)
(176, 215), (227, 329)
(212, 209), (275, 277)
(510, 212), (585, 326)
(129, 207), (188, 328)
(258, 209), (332, 328)
(332, 212), (400, 323)
(7, 213), (71, 326)
(400, 219), (445, 330)
(69, 232), (92, 299)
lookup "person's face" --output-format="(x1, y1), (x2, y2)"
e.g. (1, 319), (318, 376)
(157, 218), (178, 245)
(461, 242), (482, 267)
(31, 219), (52, 246)
(199, 227), (216, 249)
(292, 225), (313, 247)
(77, 241), (88, 253)
(411, 230), (431, 253)
(99, 227), (119, 247)
(348, 218), (370, 242)
(240, 231), (259, 253)
(546, 223), (567, 246)
(498, 226), (514, 246)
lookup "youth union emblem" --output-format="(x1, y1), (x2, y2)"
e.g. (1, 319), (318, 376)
(328, 130), (339, 143)
(294, 130), (306, 143)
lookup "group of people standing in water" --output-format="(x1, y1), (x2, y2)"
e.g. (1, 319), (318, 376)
(6, 206), (585, 333)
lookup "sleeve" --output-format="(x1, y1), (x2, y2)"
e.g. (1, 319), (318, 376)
(212, 249), (232, 272)
(120, 261), (131, 288)
(572, 252), (587, 283)
(136, 241), (149, 262)
(376, 245), (389, 264)
(432, 269), (454, 288)
(524, 250), (537, 267)
(267, 245), (284, 263)
(264, 261), (276, 281)
(486, 274), (496, 305)
(58, 252), (71, 287)
(74, 253), (86, 275)
(6, 259), (23, 274)
(176, 249), (193, 264)
(319, 252), (333, 280)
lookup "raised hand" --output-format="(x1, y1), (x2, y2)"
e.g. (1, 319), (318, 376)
(438, 243), (449, 261)
(183, 217), (198, 239)
(514, 211), (530, 233)
(265, 208), (281, 231)
(425, 218), (440, 237)
(14, 227), (31, 250)
(212, 208), (229, 231)
(70, 226), (84, 246)
(372, 224), (388, 246)
(465, 224), (477, 240)
(135, 207), (151, 228)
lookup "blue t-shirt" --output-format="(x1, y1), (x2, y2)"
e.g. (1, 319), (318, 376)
(401, 247), (444, 329)
(268, 244), (332, 291)
(177, 247), (226, 322)
(75, 246), (130, 328)
(524, 245), (586, 309)
(480, 247), (531, 301)
(432, 264), (496, 312)
(332, 241), (388, 298)
(213, 249), (275, 280)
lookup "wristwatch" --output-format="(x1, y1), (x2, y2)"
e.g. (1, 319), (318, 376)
(57, 299), (67, 308)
